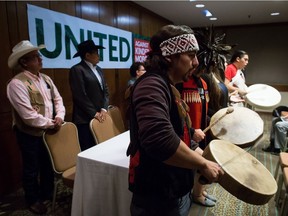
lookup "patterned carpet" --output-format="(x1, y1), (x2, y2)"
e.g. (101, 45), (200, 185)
(0, 112), (285, 216)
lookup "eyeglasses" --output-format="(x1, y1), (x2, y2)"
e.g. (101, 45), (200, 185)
(23, 53), (42, 61)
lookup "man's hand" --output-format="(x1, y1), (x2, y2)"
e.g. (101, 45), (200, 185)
(198, 160), (224, 184)
(94, 110), (107, 123)
(52, 117), (63, 130)
(192, 129), (205, 143)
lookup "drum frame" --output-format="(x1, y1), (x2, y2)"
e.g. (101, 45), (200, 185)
(203, 140), (278, 205)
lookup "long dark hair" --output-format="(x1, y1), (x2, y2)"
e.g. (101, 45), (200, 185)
(230, 50), (248, 63)
(145, 25), (194, 77)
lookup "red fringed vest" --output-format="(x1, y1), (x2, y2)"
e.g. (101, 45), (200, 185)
(182, 76), (209, 130)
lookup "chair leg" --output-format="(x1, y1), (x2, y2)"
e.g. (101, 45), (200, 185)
(284, 138), (288, 152)
(52, 179), (61, 211)
(275, 173), (283, 206)
(275, 160), (280, 179)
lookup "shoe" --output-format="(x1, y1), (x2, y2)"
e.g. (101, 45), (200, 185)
(203, 193), (217, 202)
(262, 146), (274, 152)
(271, 148), (280, 156)
(193, 197), (216, 207)
(29, 201), (47, 215)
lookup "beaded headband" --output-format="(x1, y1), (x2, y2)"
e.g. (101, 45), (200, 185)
(160, 34), (199, 57)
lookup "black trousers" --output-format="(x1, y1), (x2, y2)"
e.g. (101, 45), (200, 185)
(76, 123), (96, 151)
(130, 192), (192, 216)
(15, 128), (54, 205)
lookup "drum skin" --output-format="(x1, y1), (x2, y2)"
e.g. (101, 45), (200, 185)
(203, 140), (278, 205)
(245, 84), (281, 110)
(210, 107), (264, 148)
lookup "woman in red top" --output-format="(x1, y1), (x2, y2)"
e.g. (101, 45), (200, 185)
(224, 50), (249, 97)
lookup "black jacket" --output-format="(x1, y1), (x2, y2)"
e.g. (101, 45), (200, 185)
(69, 61), (109, 124)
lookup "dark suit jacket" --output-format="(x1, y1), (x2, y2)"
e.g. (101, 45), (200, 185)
(69, 60), (109, 124)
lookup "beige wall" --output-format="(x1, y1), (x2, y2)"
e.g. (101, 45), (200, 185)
(223, 23), (288, 87)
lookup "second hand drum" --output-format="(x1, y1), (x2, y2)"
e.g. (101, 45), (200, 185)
(245, 84), (281, 110)
(209, 107), (264, 148)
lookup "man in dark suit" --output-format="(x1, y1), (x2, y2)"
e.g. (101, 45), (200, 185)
(69, 40), (109, 150)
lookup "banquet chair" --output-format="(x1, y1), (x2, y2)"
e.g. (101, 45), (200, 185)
(108, 105), (126, 134)
(275, 153), (288, 208)
(275, 167), (288, 216)
(90, 114), (119, 144)
(274, 152), (288, 179)
(43, 122), (81, 211)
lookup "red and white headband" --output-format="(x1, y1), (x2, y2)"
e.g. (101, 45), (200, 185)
(160, 34), (199, 57)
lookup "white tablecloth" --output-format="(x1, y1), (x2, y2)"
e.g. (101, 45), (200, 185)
(71, 131), (132, 216)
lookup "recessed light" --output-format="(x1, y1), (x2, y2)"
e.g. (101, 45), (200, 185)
(203, 9), (212, 17)
(195, 4), (205, 8)
(210, 17), (217, 21)
(271, 12), (280, 16)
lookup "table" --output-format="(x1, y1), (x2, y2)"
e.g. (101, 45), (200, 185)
(71, 131), (131, 216)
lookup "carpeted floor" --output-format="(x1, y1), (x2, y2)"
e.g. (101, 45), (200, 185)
(0, 112), (285, 216)
(0, 183), (72, 216)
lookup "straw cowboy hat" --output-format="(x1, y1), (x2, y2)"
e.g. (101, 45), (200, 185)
(73, 40), (105, 58)
(8, 40), (45, 69)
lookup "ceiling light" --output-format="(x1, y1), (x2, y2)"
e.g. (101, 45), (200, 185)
(210, 17), (217, 21)
(271, 12), (280, 16)
(203, 9), (212, 17)
(195, 4), (205, 8)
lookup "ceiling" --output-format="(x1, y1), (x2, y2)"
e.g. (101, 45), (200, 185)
(133, 0), (288, 28)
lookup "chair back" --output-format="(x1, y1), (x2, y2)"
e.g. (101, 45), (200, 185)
(43, 122), (81, 174)
(108, 105), (126, 134)
(90, 114), (119, 144)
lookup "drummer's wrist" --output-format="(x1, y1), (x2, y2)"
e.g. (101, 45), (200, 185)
(228, 95), (232, 102)
(198, 159), (209, 171)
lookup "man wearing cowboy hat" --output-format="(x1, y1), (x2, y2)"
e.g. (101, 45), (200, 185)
(69, 39), (109, 150)
(7, 40), (65, 214)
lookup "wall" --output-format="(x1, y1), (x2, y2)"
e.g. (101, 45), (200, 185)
(0, 0), (171, 196)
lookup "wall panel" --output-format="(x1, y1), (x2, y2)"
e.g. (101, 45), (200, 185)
(99, 1), (115, 26)
(80, 1), (100, 22)
(0, 2), (12, 114)
(0, 1), (22, 195)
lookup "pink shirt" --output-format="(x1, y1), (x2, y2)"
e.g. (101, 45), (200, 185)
(7, 71), (65, 129)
